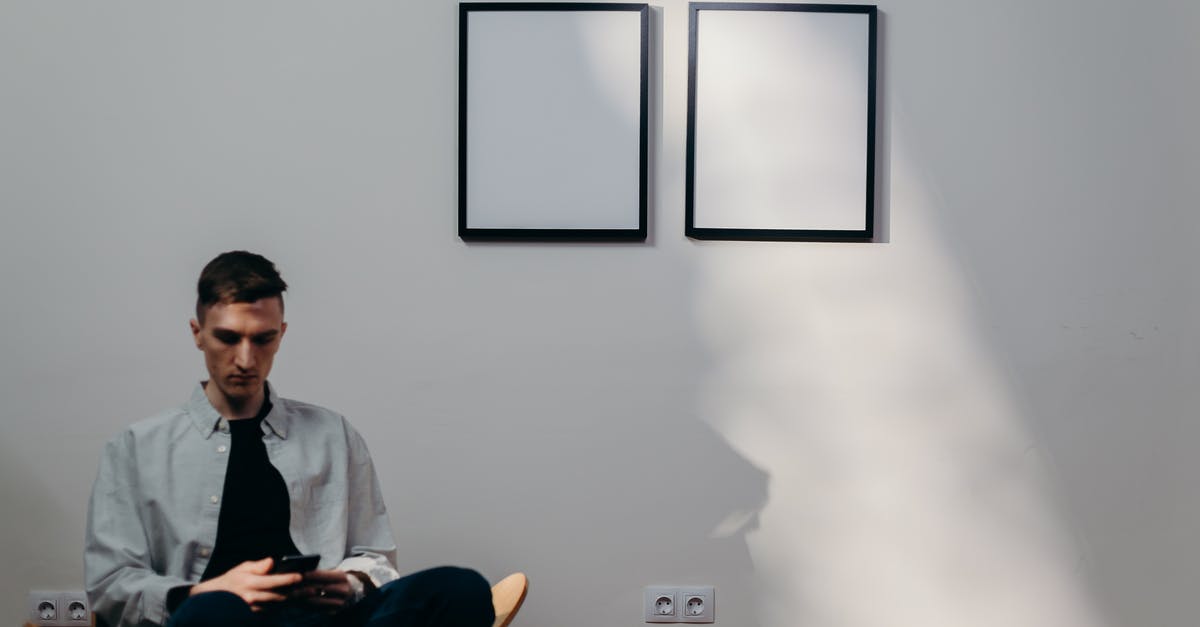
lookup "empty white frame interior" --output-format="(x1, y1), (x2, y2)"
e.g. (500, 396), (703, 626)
(692, 9), (871, 232)
(465, 10), (642, 230)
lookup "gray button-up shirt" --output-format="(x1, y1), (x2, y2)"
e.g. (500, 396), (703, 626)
(85, 382), (400, 627)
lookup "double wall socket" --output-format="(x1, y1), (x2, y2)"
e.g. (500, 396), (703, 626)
(644, 585), (714, 623)
(28, 591), (90, 627)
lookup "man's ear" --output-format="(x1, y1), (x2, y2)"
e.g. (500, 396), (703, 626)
(189, 319), (203, 349)
(280, 321), (288, 340)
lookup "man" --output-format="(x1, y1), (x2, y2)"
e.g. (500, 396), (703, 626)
(85, 251), (494, 627)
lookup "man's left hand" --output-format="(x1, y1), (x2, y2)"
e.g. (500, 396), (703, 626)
(290, 570), (354, 612)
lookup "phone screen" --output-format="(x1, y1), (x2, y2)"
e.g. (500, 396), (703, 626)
(271, 554), (321, 574)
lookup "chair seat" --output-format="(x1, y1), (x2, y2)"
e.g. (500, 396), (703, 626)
(491, 572), (528, 627)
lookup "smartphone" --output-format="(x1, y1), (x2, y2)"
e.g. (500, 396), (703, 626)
(271, 554), (321, 574)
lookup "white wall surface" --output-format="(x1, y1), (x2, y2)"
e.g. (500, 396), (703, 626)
(1, 1), (1197, 626)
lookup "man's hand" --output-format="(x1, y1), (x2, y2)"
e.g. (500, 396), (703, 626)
(190, 558), (303, 610)
(288, 570), (354, 613)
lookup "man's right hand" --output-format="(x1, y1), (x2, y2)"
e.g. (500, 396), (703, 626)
(189, 558), (303, 610)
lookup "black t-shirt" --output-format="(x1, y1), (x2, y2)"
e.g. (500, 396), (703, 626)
(200, 397), (300, 581)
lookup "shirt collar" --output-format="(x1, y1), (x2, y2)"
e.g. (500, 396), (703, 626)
(262, 383), (287, 439)
(187, 381), (288, 440)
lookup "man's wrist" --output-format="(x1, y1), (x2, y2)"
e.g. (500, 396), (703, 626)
(344, 570), (377, 602)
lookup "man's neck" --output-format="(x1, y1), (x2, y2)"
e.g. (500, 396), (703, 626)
(203, 380), (267, 421)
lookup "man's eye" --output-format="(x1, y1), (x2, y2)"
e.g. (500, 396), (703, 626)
(253, 337), (273, 346)
(214, 333), (238, 345)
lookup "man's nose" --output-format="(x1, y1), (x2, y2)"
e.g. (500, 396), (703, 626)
(234, 340), (256, 369)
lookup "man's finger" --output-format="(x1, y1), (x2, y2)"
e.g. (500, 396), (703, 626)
(302, 569), (348, 583)
(304, 596), (347, 610)
(244, 557), (274, 574)
(259, 573), (303, 589)
(310, 583), (350, 599)
(288, 585), (317, 599)
(246, 590), (288, 605)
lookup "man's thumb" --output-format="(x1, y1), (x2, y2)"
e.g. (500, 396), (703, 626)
(249, 557), (274, 573)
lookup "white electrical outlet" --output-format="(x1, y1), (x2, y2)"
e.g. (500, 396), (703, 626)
(29, 591), (90, 627)
(62, 591), (90, 625)
(644, 586), (678, 623)
(29, 591), (59, 626)
(645, 586), (714, 623)
(679, 586), (715, 623)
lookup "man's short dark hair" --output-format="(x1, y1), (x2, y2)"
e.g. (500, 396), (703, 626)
(196, 251), (288, 323)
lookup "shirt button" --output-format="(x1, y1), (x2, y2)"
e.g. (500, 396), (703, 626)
(217, 445), (228, 453)
(209, 495), (219, 504)
(198, 547), (210, 557)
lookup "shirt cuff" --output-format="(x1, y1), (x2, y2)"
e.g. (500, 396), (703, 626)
(335, 555), (398, 587)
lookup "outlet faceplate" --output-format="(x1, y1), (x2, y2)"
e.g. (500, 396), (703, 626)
(644, 586), (714, 623)
(29, 591), (90, 627)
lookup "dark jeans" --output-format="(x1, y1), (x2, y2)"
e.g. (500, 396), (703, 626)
(166, 566), (494, 627)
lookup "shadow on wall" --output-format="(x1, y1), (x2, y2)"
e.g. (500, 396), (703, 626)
(689, 8), (1112, 627)
(692, 211), (1111, 627)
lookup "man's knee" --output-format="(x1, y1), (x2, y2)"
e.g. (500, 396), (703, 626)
(167, 591), (256, 627)
(375, 566), (494, 626)
(420, 566), (491, 602)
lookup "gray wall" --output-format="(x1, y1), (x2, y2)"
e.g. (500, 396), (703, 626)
(2, 1), (1197, 626)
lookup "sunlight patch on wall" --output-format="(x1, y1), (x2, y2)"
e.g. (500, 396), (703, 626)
(693, 125), (1110, 627)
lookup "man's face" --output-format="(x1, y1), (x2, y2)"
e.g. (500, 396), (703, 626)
(190, 298), (287, 404)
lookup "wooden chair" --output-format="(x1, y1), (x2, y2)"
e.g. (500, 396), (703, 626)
(491, 572), (528, 627)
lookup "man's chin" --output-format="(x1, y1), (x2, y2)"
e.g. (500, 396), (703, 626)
(220, 378), (261, 397)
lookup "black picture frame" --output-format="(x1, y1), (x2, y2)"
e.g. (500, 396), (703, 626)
(685, 3), (878, 241)
(459, 3), (649, 241)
